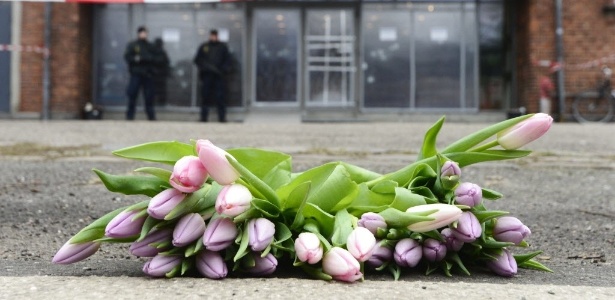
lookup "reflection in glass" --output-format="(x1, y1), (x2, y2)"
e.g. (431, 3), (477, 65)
(94, 5), (130, 106)
(464, 3), (478, 110)
(479, 2), (505, 110)
(306, 9), (354, 105)
(362, 10), (411, 108)
(254, 9), (299, 103)
(414, 4), (462, 108)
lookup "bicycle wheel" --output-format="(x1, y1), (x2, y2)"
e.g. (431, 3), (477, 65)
(572, 92), (614, 122)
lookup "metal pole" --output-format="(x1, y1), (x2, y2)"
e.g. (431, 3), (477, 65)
(555, 0), (565, 121)
(42, 2), (51, 120)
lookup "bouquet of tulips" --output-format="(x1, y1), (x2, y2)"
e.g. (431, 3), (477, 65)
(53, 114), (553, 282)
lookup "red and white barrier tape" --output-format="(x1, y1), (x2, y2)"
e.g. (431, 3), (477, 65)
(0, 44), (50, 58)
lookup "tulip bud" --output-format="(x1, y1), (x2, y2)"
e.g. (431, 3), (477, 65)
(196, 139), (240, 185)
(248, 252), (278, 276)
(105, 210), (147, 238)
(52, 241), (100, 264)
(294, 232), (323, 264)
(366, 241), (393, 269)
(322, 247), (363, 282)
(148, 188), (186, 220)
(172, 213), (206, 247)
(346, 227), (376, 262)
(406, 204), (462, 233)
(450, 212), (482, 243)
(247, 218), (275, 252)
(440, 228), (464, 252)
(142, 254), (182, 277)
(497, 113), (553, 150)
(203, 217), (238, 251)
(454, 182), (482, 207)
(487, 248), (517, 277)
(357, 212), (387, 235)
(441, 161), (461, 177)
(129, 229), (172, 257)
(196, 250), (228, 279)
(169, 155), (208, 193)
(422, 238), (447, 262)
(493, 216), (531, 245)
(215, 184), (252, 217)
(393, 238), (422, 268)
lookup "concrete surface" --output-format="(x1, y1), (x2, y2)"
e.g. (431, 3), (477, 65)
(1, 119), (614, 299)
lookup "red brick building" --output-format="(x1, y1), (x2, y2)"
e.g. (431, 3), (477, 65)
(1, 0), (614, 121)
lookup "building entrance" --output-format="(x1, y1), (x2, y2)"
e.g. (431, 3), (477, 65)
(0, 2), (11, 113)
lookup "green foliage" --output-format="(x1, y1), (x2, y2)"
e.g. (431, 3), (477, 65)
(112, 141), (195, 164)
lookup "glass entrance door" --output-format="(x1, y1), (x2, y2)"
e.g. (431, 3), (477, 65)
(305, 8), (356, 107)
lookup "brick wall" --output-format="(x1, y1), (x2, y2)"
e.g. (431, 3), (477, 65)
(516, 0), (615, 117)
(19, 3), (92, 117)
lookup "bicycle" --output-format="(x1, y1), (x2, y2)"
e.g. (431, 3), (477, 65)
(572, 66), (615, 123)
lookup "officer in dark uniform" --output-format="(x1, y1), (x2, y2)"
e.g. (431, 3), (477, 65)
(124, 26), (157, 121)
(193, 29), (231, 122)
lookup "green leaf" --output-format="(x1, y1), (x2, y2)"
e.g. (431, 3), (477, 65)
(446, 150), (532, 168)
(165, 185), (213, 220)
(227, 148), (292, 190)
(482, 188), (503, 200)
(518, 259), (553, 272)
(442, 114), (533, 154)
(371, 180), (398, 194)
(94, 236), (138, 243)
(388, 264), (401, 281)
(513, 250), (543, 264)
(137, 216), (161, 242)
(113, 141), (195, 165)
(477, 238), (515, 249)
(134, 167), (172, 182)
(472, 210), (509, 223)
(234, 222), (250, 262)
(282, 181), (312, 211)
(389, 188), (427, 211)
(417, 116), (445, 160)
(330, 209), (354, 247)
(252, 198), (280, 218)
(181, 259), (194, 276)
(274, 222), (292, 244)
(378, 208), (435, 228)
(227, 155), (281, 208)
(448, 252), (471, 276)
(299, 265), (333, 281)
(184, 237), (204, 257)
(302, 203), (335, 238)
(93, 169), (170, 197)
(68, 201), (148, 244)
(339, 162), (382, 183)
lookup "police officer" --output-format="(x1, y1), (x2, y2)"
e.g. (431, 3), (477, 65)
(193, 29), (231, 122)
(124, 26), (157, 121)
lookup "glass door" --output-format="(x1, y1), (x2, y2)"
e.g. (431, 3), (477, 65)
(305, 8), (356, 107)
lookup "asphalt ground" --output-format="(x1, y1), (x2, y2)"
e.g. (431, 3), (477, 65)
(0, 119), (614, 299)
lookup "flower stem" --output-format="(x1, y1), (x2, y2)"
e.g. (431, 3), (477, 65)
(469, 140), (499, 152)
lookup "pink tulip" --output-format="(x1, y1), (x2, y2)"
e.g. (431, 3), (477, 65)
(393, 238), (422, 268)
(172, 213), (206, 247)
(247, 218), (275, 252)
(487, 248), (518, 277)
(357, 212), (387, 235)
(169, 155), (208, 193)
(440, 228), (464, 252)
(450, 212), (482, 243)
(147, 188), (186, 220)
(248, 252), (278, 276)
(493, 216), (531, 245)
(202, 217), (238, 251)
(322, 247), (363, 282)
(294, 232), (323, 264)
(497, 113), (553, 150)
(196, 139), (240, 185)
(105, 210), (147, 238)
(366, 241), (392, 269)
(215, 184), (252, 217)
(346, 227), (376, 262)
(423, 238), (447, 262)
(406, 204), (462, 233)
(52, 241), (100, 264)
(196, 250), (228, 279)
(454, 182), (482, 207)
(129, 229), (172, 257)
(142, 254), (182, 277)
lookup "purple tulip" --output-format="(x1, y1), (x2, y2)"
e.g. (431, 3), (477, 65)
(454, 182), (483, 207)
(497, 113), (553, 150)
(406, 204), (462, 233)
(196, 139), (240, 185)
(169, 155), (208, 193)
(493, 216), (531, 245)
(142, 254), (182, 277)
(172, 213), (206, 247)
(129, 229), (172, 257)
(440, 228), (464, 252)
(357, 212), (387, 235)
(203, 217), (238, 251)
(394, 238), (422, 268)
(147, 188), (186, 220)
(346, 227), (376, 262)
(196, 250), (228, 279)
(366, 241), (393, 269)
(423, 238), (447, 262)
(322, 247), (362, 282)
(247, 218), (275, 252)
(487, 248), (518, 277)
(248, 252), (278, 276)
(450, 212), (482, 243)
(105, 210), (147, 238)
(441, 161), (461, 177)
(215, 184), (252, 217)
(52, 241), (100, 264)
(294, 232), (323, 264)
